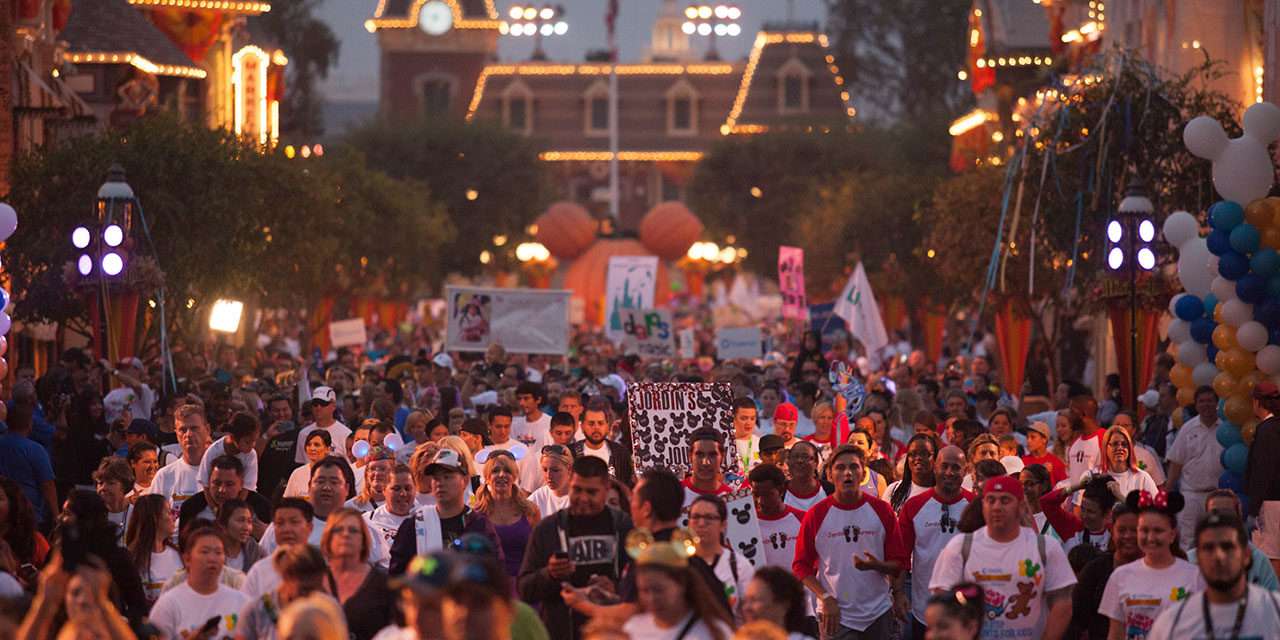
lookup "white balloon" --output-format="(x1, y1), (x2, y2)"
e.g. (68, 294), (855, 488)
(1237, 321), (1270, 352)
(1245, 101), (1280, 145)
(1222, 299), (1254, 327)
(0, 313), (11, 335)
(1211, 276), (1238, 302)
(384, 433), (404, 451)
(1193, 361), (1219, 387)
(1258, 345), (1280, 375)
(1186, 104), (1280, 204)
(1177, 238), (1214, 297)
(1162, 210), (1201, 248)
(0, 204), (16, 242)
(1169, 293), (1187, 316)
(1178, 341), (1208, 366)
(1184, 115), (1230, 160)
(1168, 319), (1192, 344)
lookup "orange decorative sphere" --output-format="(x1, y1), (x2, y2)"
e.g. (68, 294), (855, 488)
(563, 239), (670, 327)
(535, 202), (596, 260)
(639, 201), (703, 261)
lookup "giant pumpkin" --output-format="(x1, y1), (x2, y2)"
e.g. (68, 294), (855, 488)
(562, 238), (670, 327)
(638, 201), (702, 261)
(534, 201), (595, 260)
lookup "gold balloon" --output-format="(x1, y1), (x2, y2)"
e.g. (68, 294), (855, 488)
(1243, 420), (1259, 445)
(1215, 304), (1227, 323)
(1225, 349), (1256, 378)
(1247, 199), (1275, 227)
(1216, 348), (1232, 371)
(1177, 386), (1196, 406)
(1239, 370), (1266, 396)
(1170, 364), (1194, 389)
(1214, 324), (1239, 351)
(1264, 226), (1280, 250)
(1225, 393), (1254, 425)
(1214, 371), (1239, 399)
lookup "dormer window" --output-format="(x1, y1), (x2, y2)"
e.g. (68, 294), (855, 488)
(502, 80), (533, 134)
(417, 74), (455, 115)
(777, 58), (812, 114)
(666, 79), (698, 136)
(584, 81), (610, 136)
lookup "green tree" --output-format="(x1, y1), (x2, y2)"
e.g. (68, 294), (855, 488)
(343, 117), (551, 276)
(251, 0), (340, 137)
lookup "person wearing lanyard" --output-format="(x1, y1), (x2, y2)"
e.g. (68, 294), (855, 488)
(732, 398), (761, 474)
(1148, 512), (1280, 637)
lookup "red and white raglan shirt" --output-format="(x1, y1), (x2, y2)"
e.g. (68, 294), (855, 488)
(757, 506), (806, 569)
(793, 492), (908, 632)
(784, 484), (828, 513)
(1039, 487), (1110, 554)
(1067, 428), (1105, 484)
(898, 488), (974, 626)
(681, 478), (735, 509)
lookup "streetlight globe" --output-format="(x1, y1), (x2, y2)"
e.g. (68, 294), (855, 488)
(718, 247), (736, 263)
(77, 254), (92, 276)
(540, 23), (553, 36)
(539, 6), (554, 19)
(1138, 219), (1156, 243)
(714, 23), (727, 36)
(697, 23), (712, 35)
(714, 5), (728, 18)
(1137, 247), (1156, 270)
(726, 23), (741, 36)
(509, 5), (523, 19)
(554, 21), (568, 35)
(101, 252), (124, 276)
(1107, 247), (1124, 270)
(727, 6), (741, 19)
(698, 5), (712, 19)
(523, 7), (537, 20)
(1106, 220), (1122, 243)
(516, 243), (533, 262)
(71, 226), (90, 249)
(684, 6), (698, 19)
(103, 224), (124, 247)
(682, 21), (696, 34)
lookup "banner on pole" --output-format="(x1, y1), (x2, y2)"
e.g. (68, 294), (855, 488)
(605, 256), (658, 340)
(715, 327), (763, 361)
(778, 246), (807, 320)
(445, 286), (571, 355)
(833, 262), (889, 357)
(328, 318), (367, 348)
(618, 309), (675, 358)
(628, 382), (737, 477)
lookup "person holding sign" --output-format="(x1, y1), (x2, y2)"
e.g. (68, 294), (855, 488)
(683, 428), (735, 509)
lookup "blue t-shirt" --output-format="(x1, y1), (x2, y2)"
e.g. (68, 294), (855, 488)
(0, 433), (54, 524)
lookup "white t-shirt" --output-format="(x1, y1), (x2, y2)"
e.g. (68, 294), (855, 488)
(197, 438), (259, 492)
(1148, 584), (1280, 638)
(622, 612), (734, 640)
(149, 582), (249, 640)
(1099, 557), (1204, 639)
(581, 442), (611, 465)
(1086, 467), (1159, 499)
(294, 421), (352, 464)
(528, 485), (569, 519)
(709, 549), (755, 617)
(793, 495), (903, 631)
(283, 464), (313, 498)
(734, 434), (761, 472)
(900, 489), (972, 623)
(143, 547), (183, 602)
(1068, 430), (1105, 484)
(240, 558), (281, 600)
(512, 413), (551, 447)
(364, 506), (411, 569)
(757, 507), (805, 569)
(104, 384), (155, 424)
(929, 527), (1077, 639)
(1166, 416), (1225, 492)
(147, 457), (202, 531)
(784, 485), (827, 514)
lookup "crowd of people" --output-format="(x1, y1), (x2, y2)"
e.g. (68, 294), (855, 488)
(0, 328), (1278, 640)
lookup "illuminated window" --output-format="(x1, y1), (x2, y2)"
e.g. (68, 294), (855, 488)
(666, 79), (698, 136)
(584, 81), (610, 136)
(419, 75), (454, 115)
(777, 58), (812, 114)
(502, 80), (533, 134)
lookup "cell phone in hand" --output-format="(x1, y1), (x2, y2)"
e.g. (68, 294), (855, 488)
(552, 551), (569, 561)
(199, 615), (221, 636)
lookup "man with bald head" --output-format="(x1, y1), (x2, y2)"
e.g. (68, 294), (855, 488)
(897, 445), (973, 638)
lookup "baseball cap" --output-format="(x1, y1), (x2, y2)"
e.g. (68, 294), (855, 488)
(774, 403), (798, 422)
(1000, 455), (1025, 475)
(1026, 421), (1051, 439)
(1254, 381), (1280, 400)
(432, 353), (455, 372)
(983, 475), (1025, 501)
(310, 386), (336, 405)
(425, 449), (468, 476)
(759, 434), (785, 453)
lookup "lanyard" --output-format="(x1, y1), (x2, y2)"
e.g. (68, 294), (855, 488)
(1202, 591), (1249, 640)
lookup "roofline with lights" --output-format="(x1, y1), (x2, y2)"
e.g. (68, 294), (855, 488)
(366, 0), (500, 32)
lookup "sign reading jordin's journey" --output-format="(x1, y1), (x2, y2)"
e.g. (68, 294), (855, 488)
(628, 382), (737, 477)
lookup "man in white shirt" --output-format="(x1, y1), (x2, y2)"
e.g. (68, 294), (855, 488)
(899, 445), (972, 638)
(930, 475), (1075, 640)
(102, 357), (155, 424)
(512, 382), (551, 446)
(732, 397), (761, 473)
(294, 386), (351, 464)
(1167, 386), (1223, 550)
(364, 464), (415, 568)
(260, 457), (386, 563)
(242, 498), (315, 599)
(197, 412), (261, 491)
(568, 398), (633, 485)
(477, 407), (531, 484)
(147, 403), (210, 532)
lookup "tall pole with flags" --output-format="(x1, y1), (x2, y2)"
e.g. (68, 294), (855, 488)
(606, 0), (620, 222)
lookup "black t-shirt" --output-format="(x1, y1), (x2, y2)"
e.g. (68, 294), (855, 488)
(441, 507), (469, 547)
(1069, 553), (1118, 640)
(342, 566), (397, 640)
(565, 509), (622, 587)
(257, 426), (300, 500)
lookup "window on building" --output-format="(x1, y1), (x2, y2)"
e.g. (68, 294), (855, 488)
(673, 97), (692, 129)
(784, 75), (804, 110)
(502, 81), (533, 134)
(584, 81), (611, 136)
(776, 58), (812, 114)
(591, 96), (609, 130)
(422, 78), (451, 115)
(508, 97), (528, 129)
(666, 79), (698, 136)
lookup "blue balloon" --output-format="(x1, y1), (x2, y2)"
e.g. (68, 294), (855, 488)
(1222, 443), (1249, 475)
(1231, 223), (1262, 254)
(1208, 344), (1220, 361)
(0, 289), (8, 314)
(1207, 229), (1233, 256)
(1191, 318), (1217, 344)
(1254, 249), (1280, 277)
(1219, 251), (1251, 280)
(1204, 293), (1220, 317)
(1212, 201), (1246, 230)
(1258, 300), (1280, 329)
(1175, 295), (1205, 320)
(1238, 273), (1269, 304)
(1271, 326), (1280, 346)
(1269, 275), (1280, 300)
(1219, 470), (1245, 493)
(1217, 422), (1244, 448)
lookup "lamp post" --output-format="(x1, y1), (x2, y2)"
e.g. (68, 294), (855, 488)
(504, 4), (568, 61)
(73, 164), (135, 362)
(681, 4), (742, 61)
(515, 241), (554, 288)
(1107, 182), (1157, 410)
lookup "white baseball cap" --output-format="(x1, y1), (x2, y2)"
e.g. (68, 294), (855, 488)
(311, 386), (336, 404)
(432, 353), (455, 373)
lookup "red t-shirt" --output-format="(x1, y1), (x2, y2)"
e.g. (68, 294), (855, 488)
(1022, 452), (1068, 485)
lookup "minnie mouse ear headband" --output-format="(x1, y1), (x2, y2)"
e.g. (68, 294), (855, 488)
(1125, 489), (1186, 517)
(626, 528), (698, 568)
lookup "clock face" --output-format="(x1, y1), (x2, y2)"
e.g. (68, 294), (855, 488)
(419, 0), (453, 36)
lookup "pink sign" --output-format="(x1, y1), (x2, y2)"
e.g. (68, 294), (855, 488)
(778, 246), (807, 320)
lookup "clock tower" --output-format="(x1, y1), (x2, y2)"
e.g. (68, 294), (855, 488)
(365, 0), (500, 120)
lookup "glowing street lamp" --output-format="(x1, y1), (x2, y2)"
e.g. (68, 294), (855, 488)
(681, 4), (742, 60)
(75, 164), (134, 279)
(503, 4), (568, 60)
(1107, 182), (1156, 410)
(209, 298), (245, 334)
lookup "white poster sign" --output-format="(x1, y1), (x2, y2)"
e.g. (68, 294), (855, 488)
(328, 318), (367, 348)
(445, 286), (571, 355)
(618, 309), (675, 358)
(723, 487), (766, 568)
(628, 382), (737, 477)
(715, 327), (763, 361)
(605, 256), (658, 340)
(678, 328), (696, 358)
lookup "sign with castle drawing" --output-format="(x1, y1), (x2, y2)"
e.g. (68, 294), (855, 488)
(605, 255), (658, 341)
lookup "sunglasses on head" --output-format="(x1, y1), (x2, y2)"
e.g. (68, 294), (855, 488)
(541, 444), (571, 457)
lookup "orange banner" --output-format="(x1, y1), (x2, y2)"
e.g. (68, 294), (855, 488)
(1108, 304), (1161, 409)
(994, 299), (1033, 397)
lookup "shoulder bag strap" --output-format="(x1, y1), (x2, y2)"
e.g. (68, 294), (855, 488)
(1036, 533), (1047, 570)
(960, 533), (974, 575)
(673, 614), (701, 640)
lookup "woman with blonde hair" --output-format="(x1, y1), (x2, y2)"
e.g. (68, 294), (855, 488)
(320, 508), (394, 640)
(473, 450), (540, 577)
(1090, 425), (1158, 497)
(277, 593), (350, 640)
(346, 447), (395, 513)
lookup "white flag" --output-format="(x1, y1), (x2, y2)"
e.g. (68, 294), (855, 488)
(833, 262), (889, 357)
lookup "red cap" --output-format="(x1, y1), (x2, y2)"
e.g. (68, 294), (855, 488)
(774, 402), (798, 421)
(1254, 381), (1280, 400)
(983, 476), (1024, 501)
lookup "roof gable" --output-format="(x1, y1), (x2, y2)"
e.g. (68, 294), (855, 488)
(62, 0), (198, 69)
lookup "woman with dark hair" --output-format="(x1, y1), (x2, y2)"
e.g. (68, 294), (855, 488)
(688, 495), (754, 622)
(217, 497), (263, 571)
(0, 476), (49, 581)
(1097, 490), (1200, 640)
(925, 582), (985, 640)
(742, 566), (816, 639)
(124, 493), (181, 603)
(623, 535), (735, 640)
(1019, 463), (1057, 538)
(55, 490), (148, 626)
(886, 433), (939, 512)
(285, 429), (333, 498)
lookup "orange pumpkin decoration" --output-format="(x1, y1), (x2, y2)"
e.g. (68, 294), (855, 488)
(639, 201), (703, 261)
(563, 238), (670, 327)
(535, 201), (596, 260)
